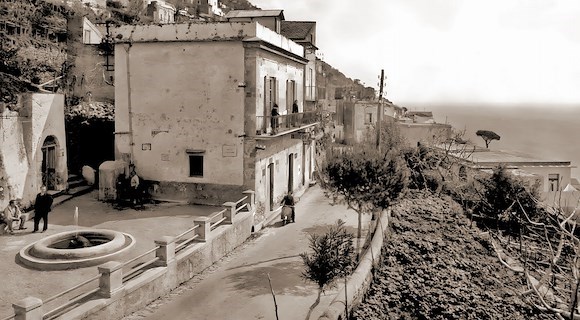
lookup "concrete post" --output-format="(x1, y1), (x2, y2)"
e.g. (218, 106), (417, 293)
(193, 216), (210, 242)
(242, 190), (255, 211)
(154, 236), (176, 267)
(13, 296), (43, 320)
(222, 202), (236, 224)
(98, 261), (124, 298)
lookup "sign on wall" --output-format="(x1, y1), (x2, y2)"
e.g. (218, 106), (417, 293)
(222, 144), (237, 157)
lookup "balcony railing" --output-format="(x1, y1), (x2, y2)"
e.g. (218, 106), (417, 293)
(256, 111), (319, 136)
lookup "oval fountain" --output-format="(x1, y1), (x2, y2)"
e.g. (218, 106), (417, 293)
(18, 229), (136, 270)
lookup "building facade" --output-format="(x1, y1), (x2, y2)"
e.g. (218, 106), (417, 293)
(281, 21), (317, 112)
(113, 21), (318, 212)
(0, 94), (68, 209)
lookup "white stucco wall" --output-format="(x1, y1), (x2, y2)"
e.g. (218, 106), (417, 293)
(254, 141), (304, 211)
(0, 94), (67, 209)
(520, 166), (571, 193)
(254, 53), (304, 117)
(115, 41), (246, 185)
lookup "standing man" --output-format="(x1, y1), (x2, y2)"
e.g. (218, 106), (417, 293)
(33, 185), (53, 233)
(130, 167), (140, 206)
(4, 200), (26, 233)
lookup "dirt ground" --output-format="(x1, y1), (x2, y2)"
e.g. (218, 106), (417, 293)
(352, 191), (556, 320)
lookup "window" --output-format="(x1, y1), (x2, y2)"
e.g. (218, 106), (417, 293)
(548, 174), (560, 191)
(189, 155), (204, 177)
(264, 76), (278, 110)
(365, 113), (373, 124)
(83, 30), (91, 43)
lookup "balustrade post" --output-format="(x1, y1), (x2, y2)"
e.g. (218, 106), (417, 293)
(243, 190), (255, 211)
(222, 202), (236, 224)
(193, 216), (210, 242)
(98, 261), (124, 298)
(13, 297), (42, 320)
(154, 236), (176, 267)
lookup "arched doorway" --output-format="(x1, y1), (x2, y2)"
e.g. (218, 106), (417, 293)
(41, 136), (59, 190)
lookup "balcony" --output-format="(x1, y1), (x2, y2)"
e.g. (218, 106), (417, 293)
(256, 111), (320, 138)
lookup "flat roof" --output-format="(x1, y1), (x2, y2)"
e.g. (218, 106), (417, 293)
(225, 10), (284, 19)
(451, 148), (572, 167)
(112, 22), (304, 58)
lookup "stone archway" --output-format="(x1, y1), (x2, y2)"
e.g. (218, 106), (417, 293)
(41, 135), (59, 190)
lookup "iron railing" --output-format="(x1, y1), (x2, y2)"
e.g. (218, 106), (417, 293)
(256, 111), (319, 136)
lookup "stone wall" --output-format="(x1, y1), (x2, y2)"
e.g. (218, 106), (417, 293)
(57, 209), (254, 320)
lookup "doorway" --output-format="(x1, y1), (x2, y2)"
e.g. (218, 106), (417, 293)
(41, 136), (58, 190)
(288, 153), (294, 193)
(268, 163), (274, 211)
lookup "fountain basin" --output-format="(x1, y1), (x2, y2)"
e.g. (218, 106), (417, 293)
(18, 229), (136, 270)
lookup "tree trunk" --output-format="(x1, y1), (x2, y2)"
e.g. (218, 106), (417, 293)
(305, 288), (322, 320)
(356, 211), (362, 259)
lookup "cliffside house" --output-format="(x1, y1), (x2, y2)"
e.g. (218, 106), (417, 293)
(112, 19), (319, 213)
(334, 100), (452, 146)
(145, 0), (176, 24)
(449, 147), (573, 194)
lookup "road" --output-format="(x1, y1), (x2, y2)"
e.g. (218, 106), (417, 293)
(124, 185), (369, 320)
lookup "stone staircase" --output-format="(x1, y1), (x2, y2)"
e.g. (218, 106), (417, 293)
(49, 174), (93, 208)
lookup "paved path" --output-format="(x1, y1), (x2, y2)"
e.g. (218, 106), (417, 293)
(0, 192), (221, 319)
(124, 185), (370, 320)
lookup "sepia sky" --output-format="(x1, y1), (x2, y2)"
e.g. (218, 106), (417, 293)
(249, 0), (580, 106)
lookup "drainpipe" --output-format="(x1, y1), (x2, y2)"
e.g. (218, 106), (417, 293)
(124, 43), (135, 166)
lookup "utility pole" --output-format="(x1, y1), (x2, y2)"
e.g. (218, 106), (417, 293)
(376, 69), (385, 151)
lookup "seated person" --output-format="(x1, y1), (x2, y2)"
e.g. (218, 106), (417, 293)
(3, 200), (26, 234)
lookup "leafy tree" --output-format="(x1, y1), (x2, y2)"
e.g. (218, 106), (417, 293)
(323, 145), (408, 243)
(476, 165), (541, 232)
(476, 129), (501, 148)
(300, 220), (355, 320)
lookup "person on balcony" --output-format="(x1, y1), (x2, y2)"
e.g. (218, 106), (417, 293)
(292, 100), (299, 127)
(271, 104), (280, 135)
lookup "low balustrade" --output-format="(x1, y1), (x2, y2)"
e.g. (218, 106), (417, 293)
(3, 190), (256, 320)
(256, 111), (319, 136)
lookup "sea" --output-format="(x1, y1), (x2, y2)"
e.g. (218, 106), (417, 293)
(406, 104), (580, 180)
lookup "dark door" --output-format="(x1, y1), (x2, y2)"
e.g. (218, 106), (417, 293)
(42, 137), (58, 190)
(268, 163), (274, 211)
(288, 154), (294, 192)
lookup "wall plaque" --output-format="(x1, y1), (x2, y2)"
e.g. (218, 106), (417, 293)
(222, 144), (237, 157)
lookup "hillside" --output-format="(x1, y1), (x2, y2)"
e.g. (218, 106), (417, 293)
(353, 192), (555, 319)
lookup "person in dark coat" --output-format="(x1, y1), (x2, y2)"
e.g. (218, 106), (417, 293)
(33, 185), (53, 233)
(271, 104), (280, 135)
(291, 100), (299, 127)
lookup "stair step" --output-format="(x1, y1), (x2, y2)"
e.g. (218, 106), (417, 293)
(68, 179), (87, 189)
(67, 174), (80, 182)
(52, 194), (74, 207)
(67, 185), (93, 197)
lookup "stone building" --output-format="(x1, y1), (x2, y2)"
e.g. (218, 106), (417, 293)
(112, 19), (319, 213)
(281, 21), (317, 111)
(0, 94), (68, 209)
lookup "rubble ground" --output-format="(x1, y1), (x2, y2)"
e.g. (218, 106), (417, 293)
(352, 191), (556, 319)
